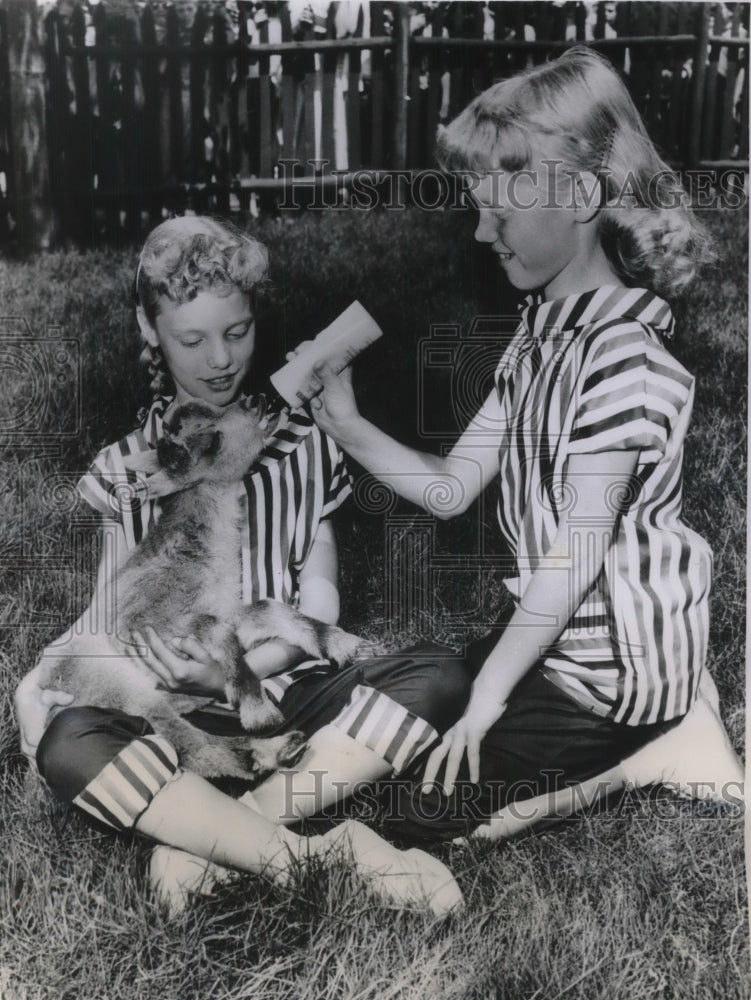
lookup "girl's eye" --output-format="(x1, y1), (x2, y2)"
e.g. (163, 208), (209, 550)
(227, 323), (252, 340)
(181, 340), (202, 349)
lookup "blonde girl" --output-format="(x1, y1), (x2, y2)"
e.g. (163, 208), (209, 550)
(300, 47), (742, 841)
(15, 215), (466, 912)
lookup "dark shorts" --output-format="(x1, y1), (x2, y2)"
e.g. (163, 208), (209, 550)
(36, 644), (472, 830)
(383, 632), (683, 843)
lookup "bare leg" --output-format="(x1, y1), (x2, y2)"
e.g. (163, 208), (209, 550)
(141, 771), (463, 916)
(459, 683), (745, 844)
(251, 725), (390, 824)
(455, 764), (626, 843)
(136, 770), (300, 877)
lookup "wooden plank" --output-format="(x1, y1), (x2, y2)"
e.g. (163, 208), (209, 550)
(370, 2), (386, 166)
(646, 3), (669, 141)
(258, 15), (273, 178)
(211, 5), (229, 212)
(119, 7), (140, 235)
(627, 2), (650, 116)
(70, 4), (93, 241)
(667, 4), (689, 160)
(301, 16), (317, 172)
(448, 1), (466, 118)
(719, 4), (743, 157)
(688, 2), (709, 168)
(165, 4), (183, 187)
(510, 3), (527, 72)
(574, 2), (586, 43)
(424, 10), (444, 162)
(490, 1), (512, 80)
(344, 4), (363, 171)
(5, 0), (50, 251)
(189, 2), (209, 206)
(93, 3), (117, 235)
(0, 4), (13, 245)
(320, 4), (337, 172)
(234, 2), (251, 181)
(140, 4), (162, 224)
(740, 52), (749, 160)
(278, 3), (297, 165)
(702, 7), (720, 160)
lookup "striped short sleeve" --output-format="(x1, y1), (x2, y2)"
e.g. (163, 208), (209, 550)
(76, 399), (167, 548)
(566, 322), (694, 463)
(320, 436), (353, 519)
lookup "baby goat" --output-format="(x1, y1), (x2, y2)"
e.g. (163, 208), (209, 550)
(34, 397), (365, 782)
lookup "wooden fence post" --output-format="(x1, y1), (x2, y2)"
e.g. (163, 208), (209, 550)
(393, 2), (409, 171)
(4, 0), (52, 253)
(689, 2), (710, 169)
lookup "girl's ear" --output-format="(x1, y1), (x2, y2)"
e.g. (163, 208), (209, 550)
(572, 171), (602, 223)
(136, 305), (159, 348)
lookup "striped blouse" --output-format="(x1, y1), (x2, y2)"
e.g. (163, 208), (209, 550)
(77, 397), (352, 605)
(495, 285), (712, 727)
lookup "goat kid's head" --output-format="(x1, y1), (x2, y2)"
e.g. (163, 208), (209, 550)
(123, 397), (276, 498)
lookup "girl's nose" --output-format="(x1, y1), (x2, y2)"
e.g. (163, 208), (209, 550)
(474, 210), (497, 244)
(208, 342), (232, 370)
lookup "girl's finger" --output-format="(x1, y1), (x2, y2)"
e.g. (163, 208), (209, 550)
(143, 625), (179, 666)
(40, 688), (74, 708)
(421, 734), (453, 793)
(287, 340), (314, 360)
(172, 635), (211, 662)
(442, 736), (467, 797)
(466, 733), (482, 785)
(165, 637), (190, 660)
(130, 633), (171, 687)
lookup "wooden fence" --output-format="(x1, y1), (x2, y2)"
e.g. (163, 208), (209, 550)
(0, 1), (748, 251)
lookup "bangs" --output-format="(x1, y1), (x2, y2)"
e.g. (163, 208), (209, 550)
(436, 110), (532, 175)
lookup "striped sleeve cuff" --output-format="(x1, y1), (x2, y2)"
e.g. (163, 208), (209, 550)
(330, 684), (439, 774)
(72, 734), (179, 831)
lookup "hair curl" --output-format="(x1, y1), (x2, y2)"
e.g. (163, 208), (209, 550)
(436, 47), (714, 300)
(134, 215), (270, 403)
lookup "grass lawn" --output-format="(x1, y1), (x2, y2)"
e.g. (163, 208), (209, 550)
(0, 204), (747, 1000)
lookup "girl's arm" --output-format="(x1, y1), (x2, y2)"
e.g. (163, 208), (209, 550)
(235, 520), (342, 681)
(305, 362), (504, 518)
(423, 449), (640, 794)
(15, 516), (131, 761)
(298, 519), (340, 624)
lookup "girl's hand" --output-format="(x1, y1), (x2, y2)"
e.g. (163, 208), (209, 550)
(131, 626), (226, 697)
(421, 687), (508, 797)
(305, 361), (360, 439)
(14, 673), (74, 761)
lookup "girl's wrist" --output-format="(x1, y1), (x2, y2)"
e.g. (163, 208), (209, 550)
(471, 675), (510, 709)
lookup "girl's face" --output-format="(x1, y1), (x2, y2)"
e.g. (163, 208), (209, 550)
(471, 167), (592, 300)
(139, 287), (255, 406)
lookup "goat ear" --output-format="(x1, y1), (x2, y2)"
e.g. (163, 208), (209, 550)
(120, 450), (161, 475)
(186, 428), (223, 458)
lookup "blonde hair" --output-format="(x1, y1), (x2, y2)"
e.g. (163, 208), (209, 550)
(135, 215), (269, 399)
(436, 47), (712, 299)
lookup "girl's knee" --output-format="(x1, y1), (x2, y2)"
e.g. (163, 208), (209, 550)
(420, 658), (473, 730)
(360, 648), (472, 733)
(37, 706), (155, 803)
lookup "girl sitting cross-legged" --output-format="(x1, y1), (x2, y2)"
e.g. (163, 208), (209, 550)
(296, 47), (744, 843)
(14, 215), (470, 915)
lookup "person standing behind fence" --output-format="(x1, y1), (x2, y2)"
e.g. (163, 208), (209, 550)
(293, 46), (744, 842)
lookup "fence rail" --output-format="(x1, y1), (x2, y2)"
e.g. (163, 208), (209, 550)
(0, 0), (748, 251)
